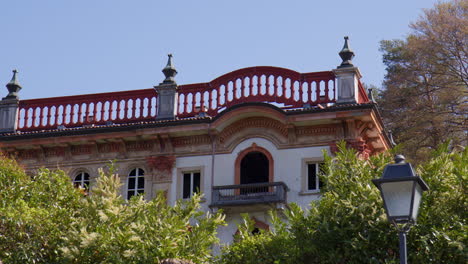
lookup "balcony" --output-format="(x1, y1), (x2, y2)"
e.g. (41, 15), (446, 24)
(211, 181), (289, 207)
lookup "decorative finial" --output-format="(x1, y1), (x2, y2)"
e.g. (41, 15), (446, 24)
(394, 155), (405, 164)
(5, 69), (22, 99)
(338, 36), (355, 68)
(162, 53), (177, 84)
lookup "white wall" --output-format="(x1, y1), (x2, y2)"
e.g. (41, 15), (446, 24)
(173, 137), (329, 245)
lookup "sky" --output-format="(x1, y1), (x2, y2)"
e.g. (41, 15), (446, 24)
(0, 0), (440, 100)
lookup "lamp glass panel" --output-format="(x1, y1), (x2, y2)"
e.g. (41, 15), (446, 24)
(411, 184), (423, 220)
(380, 181), (414, 217)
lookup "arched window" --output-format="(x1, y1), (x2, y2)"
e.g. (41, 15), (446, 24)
(127, 168), (145, 199)
(240, 152), (269, 185)
(73, 171), (90, 189)
(235, 143), (274, 185)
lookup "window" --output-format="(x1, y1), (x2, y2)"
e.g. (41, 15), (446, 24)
(182, 171), (200, 199)
(74, 172), (90, 189)
(306, 162), (325, 191)
(127, 168), (145, 199)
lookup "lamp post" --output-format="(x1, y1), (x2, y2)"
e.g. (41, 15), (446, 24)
(372, 155), (429, 264)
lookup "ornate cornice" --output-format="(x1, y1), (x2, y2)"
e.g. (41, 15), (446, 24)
(172, 135), (211, 147)
(219, 117), (287, 143)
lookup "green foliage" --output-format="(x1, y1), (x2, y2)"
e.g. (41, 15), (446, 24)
(216, 213), (299, 264)
(0, 157), (83, 263)
(0, 157), (225, 264)
(218, 141), (467, 263)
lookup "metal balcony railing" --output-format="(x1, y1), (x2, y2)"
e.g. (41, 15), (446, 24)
(211, 181), (289, 207)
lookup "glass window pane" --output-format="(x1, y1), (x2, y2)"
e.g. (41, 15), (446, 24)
(129, 169), (137, 176)
(307, 163), (317, 190)
(138, 168), (144, 176)
(193, 172), (201, 194)
(127, 191), (134, 199)
(128, 177), (136, 190)
(381, 181), (414, 218)
(138, 176), (145, 189)
(183, 173), (191, 199)
(137, 189), (144, 194)
(83, 173), (90, 181)
(75, 174), (82, 182)
(318, 163), (325, 189)
(411, 184), (423, 220)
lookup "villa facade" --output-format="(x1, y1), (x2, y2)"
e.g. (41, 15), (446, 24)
(0, 38), (390, 244)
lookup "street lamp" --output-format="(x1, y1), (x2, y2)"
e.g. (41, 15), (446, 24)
(372, 155), (429, 264)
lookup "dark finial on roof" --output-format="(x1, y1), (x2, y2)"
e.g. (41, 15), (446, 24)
(162, 53), (177, 84)
(5, 69), (22, 99)
(338, 36), (355, 68)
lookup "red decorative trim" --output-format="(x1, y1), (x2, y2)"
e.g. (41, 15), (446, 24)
(329, 139), (372, 159)
(357, 79), (370, 104)
(18, 89), (157, 132)
(146, 155), (176, 172)
(17, 67), (337, 132)
(177, 67), (336, 118)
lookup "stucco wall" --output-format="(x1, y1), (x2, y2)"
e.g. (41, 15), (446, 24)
(173, 137), (329, 244)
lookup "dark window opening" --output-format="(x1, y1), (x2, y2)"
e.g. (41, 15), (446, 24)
(182, 172), (201, 199)
(127, 168), (144, 199)
(74, 172), (90, 189)
(307, 163), (325, 191)
(240, 151), (269, 193)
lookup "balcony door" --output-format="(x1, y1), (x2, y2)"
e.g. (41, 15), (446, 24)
(240, 151), (269, 193)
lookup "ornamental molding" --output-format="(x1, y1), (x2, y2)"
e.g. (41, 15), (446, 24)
(219, 117), (287, 143)
(126, 140), (154, 152)
(98, 142), (122, 153)
(71, 144), (93, 155)
(172, 135), (211, 148)
(295, 124), (338, 136)
(18, 149), (40, 160)
(44, 146), (66, 158)
(146, 155), (176, 173)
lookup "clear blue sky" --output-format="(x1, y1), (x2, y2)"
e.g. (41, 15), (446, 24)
(1, 0), (439, 100)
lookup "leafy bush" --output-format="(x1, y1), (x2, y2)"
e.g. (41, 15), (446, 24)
(218, 142), (467, 263)
(0, 158), (225, 264)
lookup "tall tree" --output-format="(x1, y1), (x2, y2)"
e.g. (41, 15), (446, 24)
(379, 0), (467, 162)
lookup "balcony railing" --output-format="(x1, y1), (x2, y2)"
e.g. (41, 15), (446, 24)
(15, 67), (344, 132)
(211, 181), (289, 207)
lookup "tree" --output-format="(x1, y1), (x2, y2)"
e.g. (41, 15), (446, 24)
(0, 157), (225, 264)
(378, 0), (467, 162)
(217, 142), (467, 263)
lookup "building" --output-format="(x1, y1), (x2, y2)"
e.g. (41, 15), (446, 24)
(0, 38), (390, 244)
